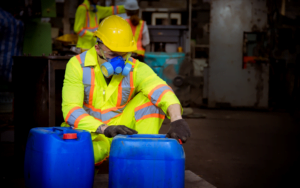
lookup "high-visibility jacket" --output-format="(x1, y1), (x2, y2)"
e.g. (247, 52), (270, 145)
(62, 47), (181, 137)
(74, 0), (125, 50)
(126, 19), (146, 56)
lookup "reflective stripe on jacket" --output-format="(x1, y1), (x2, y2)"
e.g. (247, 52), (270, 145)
(126, 19), (145, 56)
(74, 0), (125, 50)
(62, 47), (181, 132)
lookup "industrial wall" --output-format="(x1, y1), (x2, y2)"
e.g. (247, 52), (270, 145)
(208, 0), (269, 108)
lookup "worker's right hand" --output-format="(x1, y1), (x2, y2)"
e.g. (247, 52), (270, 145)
(104, 125), (138, 138)
(166, 119), (191, 143)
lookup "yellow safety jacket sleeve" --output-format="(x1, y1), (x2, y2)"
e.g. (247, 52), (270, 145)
(96, 5), (126, 18)
(74, 6), (94, 43)
(134, 62), (182, 118)
(62, 57), (102, 132)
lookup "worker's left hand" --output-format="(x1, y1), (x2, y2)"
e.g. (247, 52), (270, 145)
(166, 119), (191, 143)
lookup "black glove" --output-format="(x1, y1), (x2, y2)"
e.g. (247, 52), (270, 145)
(166, 119), (191, 143)
(104, 125), (138, 138)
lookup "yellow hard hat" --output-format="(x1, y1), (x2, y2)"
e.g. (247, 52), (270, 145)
(94, 15), (137, 52)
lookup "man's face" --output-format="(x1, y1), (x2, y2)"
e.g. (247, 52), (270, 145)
(96, 43), (127, 60)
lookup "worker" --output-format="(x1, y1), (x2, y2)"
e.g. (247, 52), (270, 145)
(61, 15), (191, 170)
(74, 0), (126, 52)
(124, 0), (149, 62)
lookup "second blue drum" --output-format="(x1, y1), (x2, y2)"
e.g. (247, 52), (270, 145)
(109, 134), (185, 188)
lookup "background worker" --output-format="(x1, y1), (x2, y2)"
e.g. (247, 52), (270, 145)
(124, 0), (149, 62)
(74, 0), (126, 52)
(61, 15), (191, 169)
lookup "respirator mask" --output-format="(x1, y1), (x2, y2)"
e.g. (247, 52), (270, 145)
(98, 43), (132, 77)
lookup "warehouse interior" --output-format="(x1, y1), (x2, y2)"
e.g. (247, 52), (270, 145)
(1, 0), (300, 187)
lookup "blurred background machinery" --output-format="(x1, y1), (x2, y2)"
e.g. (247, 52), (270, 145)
(13, 54), (70, 167)
(22, 0), (57, 56)
(0, 0), (300, 188)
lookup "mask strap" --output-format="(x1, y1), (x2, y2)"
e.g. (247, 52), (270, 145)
(124, 52), (133, 65)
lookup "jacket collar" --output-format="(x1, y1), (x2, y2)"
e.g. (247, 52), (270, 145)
(83, 47), (125, 107)
(83, 47), (98, 67)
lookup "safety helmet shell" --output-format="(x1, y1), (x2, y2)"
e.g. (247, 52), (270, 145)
(94, 15), (137, 52)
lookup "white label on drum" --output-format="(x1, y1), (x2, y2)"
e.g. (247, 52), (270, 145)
(166, 59), (178, 65)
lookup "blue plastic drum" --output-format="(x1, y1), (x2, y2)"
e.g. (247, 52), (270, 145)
(109, 134), (185, 188)
(24, 127), (94, 188)
(144, 52), (185, 84)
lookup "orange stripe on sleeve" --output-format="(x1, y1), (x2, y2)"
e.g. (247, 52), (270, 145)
(94, 116), (102, 122)
(136, 113), (165, 122)
(111, 6), (114, 14)
(77, 28), (84, 35)
(103, 113), (122, 124)
(100, 106), (124, 114)
(84, 103), (126, 114)
(95, 156), (109, 166)
(147, 84), (165, 101)
(74, 114), (89, 128)
(103, 119), (110, 124)
(81, 30), (87, 37)
(134, 102), (153, 112)
(89, 68), (95, 105)
(117, 6), (119, 14)
(155, 89), (173, 106)
(65, 106), (81, 123)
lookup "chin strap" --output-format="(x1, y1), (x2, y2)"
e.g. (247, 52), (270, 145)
(98, 54), (106, 60)
(99, 48), (108, 61)
(98, 39), (132, 64)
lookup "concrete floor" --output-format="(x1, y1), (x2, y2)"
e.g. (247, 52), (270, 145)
(172, 108), (300, 188)
(1, 108), (300, 188)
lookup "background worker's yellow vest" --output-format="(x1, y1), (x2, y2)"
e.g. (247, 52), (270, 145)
(126, 19), (145, 56)
(74, 0), (125, 50)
